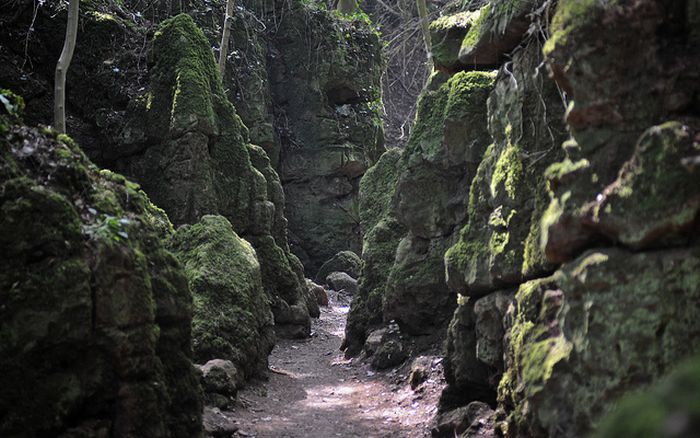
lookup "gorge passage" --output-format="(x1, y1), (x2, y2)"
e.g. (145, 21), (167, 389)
(1, 0), (700, 437)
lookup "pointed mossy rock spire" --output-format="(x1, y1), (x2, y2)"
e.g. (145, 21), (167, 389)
(125, 14), (311, 338)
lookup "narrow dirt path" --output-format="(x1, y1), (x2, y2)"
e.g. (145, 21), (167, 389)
(229, 295), (444, 438)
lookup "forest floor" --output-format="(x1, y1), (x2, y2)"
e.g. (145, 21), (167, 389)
(226, 292), (445, 438)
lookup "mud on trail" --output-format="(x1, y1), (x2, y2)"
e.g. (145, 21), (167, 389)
(228, 294), (445, 438)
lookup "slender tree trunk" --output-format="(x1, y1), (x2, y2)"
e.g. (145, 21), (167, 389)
(337, 0), (357, 15)
(54, 0), (80, 134)
(218, 0), (235, 77)
(416, 0), (432, 66)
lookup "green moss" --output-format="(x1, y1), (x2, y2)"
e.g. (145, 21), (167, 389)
(544, 158), (590, 184)
(358, 148), (403, 231)
(461, 3), (491, 51)
(594, 354), (700, 438)
(429, 11), (478, 68)
(408, 70), (495, 160)
(543, 0), (603, 55)
(150, 14), (222, 134)
(499, 275), (571, 410)
(171, 215), (274, 377)
(0, 89), (25, 130)
(491, 144), (524, 200)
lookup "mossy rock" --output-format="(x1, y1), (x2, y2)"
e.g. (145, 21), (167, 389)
(344, 148), (407, 356)
(429, 11), (479, 71)
(171, 215), (275, 378)
(444, 41), (566, 298)
(249, 235), (311, 339)
(268, 1), (385, 271)
(315, 250), (362, 283)
(0, 123), (201, 436)
(541, 0), (700, 263)
(383, 233), (454, 335)
(457, 0), (539, 67)
(499, 247), (700, 436)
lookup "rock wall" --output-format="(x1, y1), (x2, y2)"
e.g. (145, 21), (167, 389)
(199, 0), (387, 272)
(112, 13), (310, 338)
(351, 0), (700, 436)
(343, 147), (406, 355)
(344, 68), (496, 356)
(264, 3), (385, 271)
(384, 70), (495, 336)
(497, 1), (700, 435)
(0, 92), (202, 436)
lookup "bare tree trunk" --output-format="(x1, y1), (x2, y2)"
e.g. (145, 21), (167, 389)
(337, 0), (357, 15)
(218, 0), (235, 77)
(54, 0), (80, 134)
(416, 0), (432, 66)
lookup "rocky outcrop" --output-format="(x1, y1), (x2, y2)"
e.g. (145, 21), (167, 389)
(266, 3), (385, 271)
(0, 96), (202, 436)
(383, 70), (496, 336)
(425, 0), (700, 436)
(345, 50), (496, 358)
(171, 215), (275, 378)
(116, 14), (310, 339)
(343, 147), (406, 355)
(349, 0), (700, 435)
(495, 1), (700, 435)
(500, 248), (700, 436)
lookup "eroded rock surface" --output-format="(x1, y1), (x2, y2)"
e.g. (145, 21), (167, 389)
(171, 215), (275, 378)
(0, 98), (201, 436)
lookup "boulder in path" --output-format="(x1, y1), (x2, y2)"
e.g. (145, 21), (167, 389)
(326, 271), (359, 295)
(315, 250), (362, 283)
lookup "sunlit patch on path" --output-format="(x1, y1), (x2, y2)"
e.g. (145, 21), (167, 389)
(230, 299), (443, 438)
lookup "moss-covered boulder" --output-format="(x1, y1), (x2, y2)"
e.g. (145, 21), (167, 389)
(498, 248), (700, 436)
(343, 148), (407, 355)
(171, 215), (275, 378)
(430, 11), (479, 71)
(458, 0), (540, 67)
(594, 354), (700, 438)
(444, 41), (566, 298)
(383, 70), (495, 335)
(315, 250), (363, 283)
(0, 119), (201, 435)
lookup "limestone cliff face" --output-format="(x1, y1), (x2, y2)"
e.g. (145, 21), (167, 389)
(113, 13), (311, 339)
(498, 1), (700, 435)
(344, 68), (496, 355)
(265, 3), (385, 272)
(212, 0), (386, 272)
(0, 92), (202, 437)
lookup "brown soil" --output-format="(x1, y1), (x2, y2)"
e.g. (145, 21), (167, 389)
(229, 294), (445, 438)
